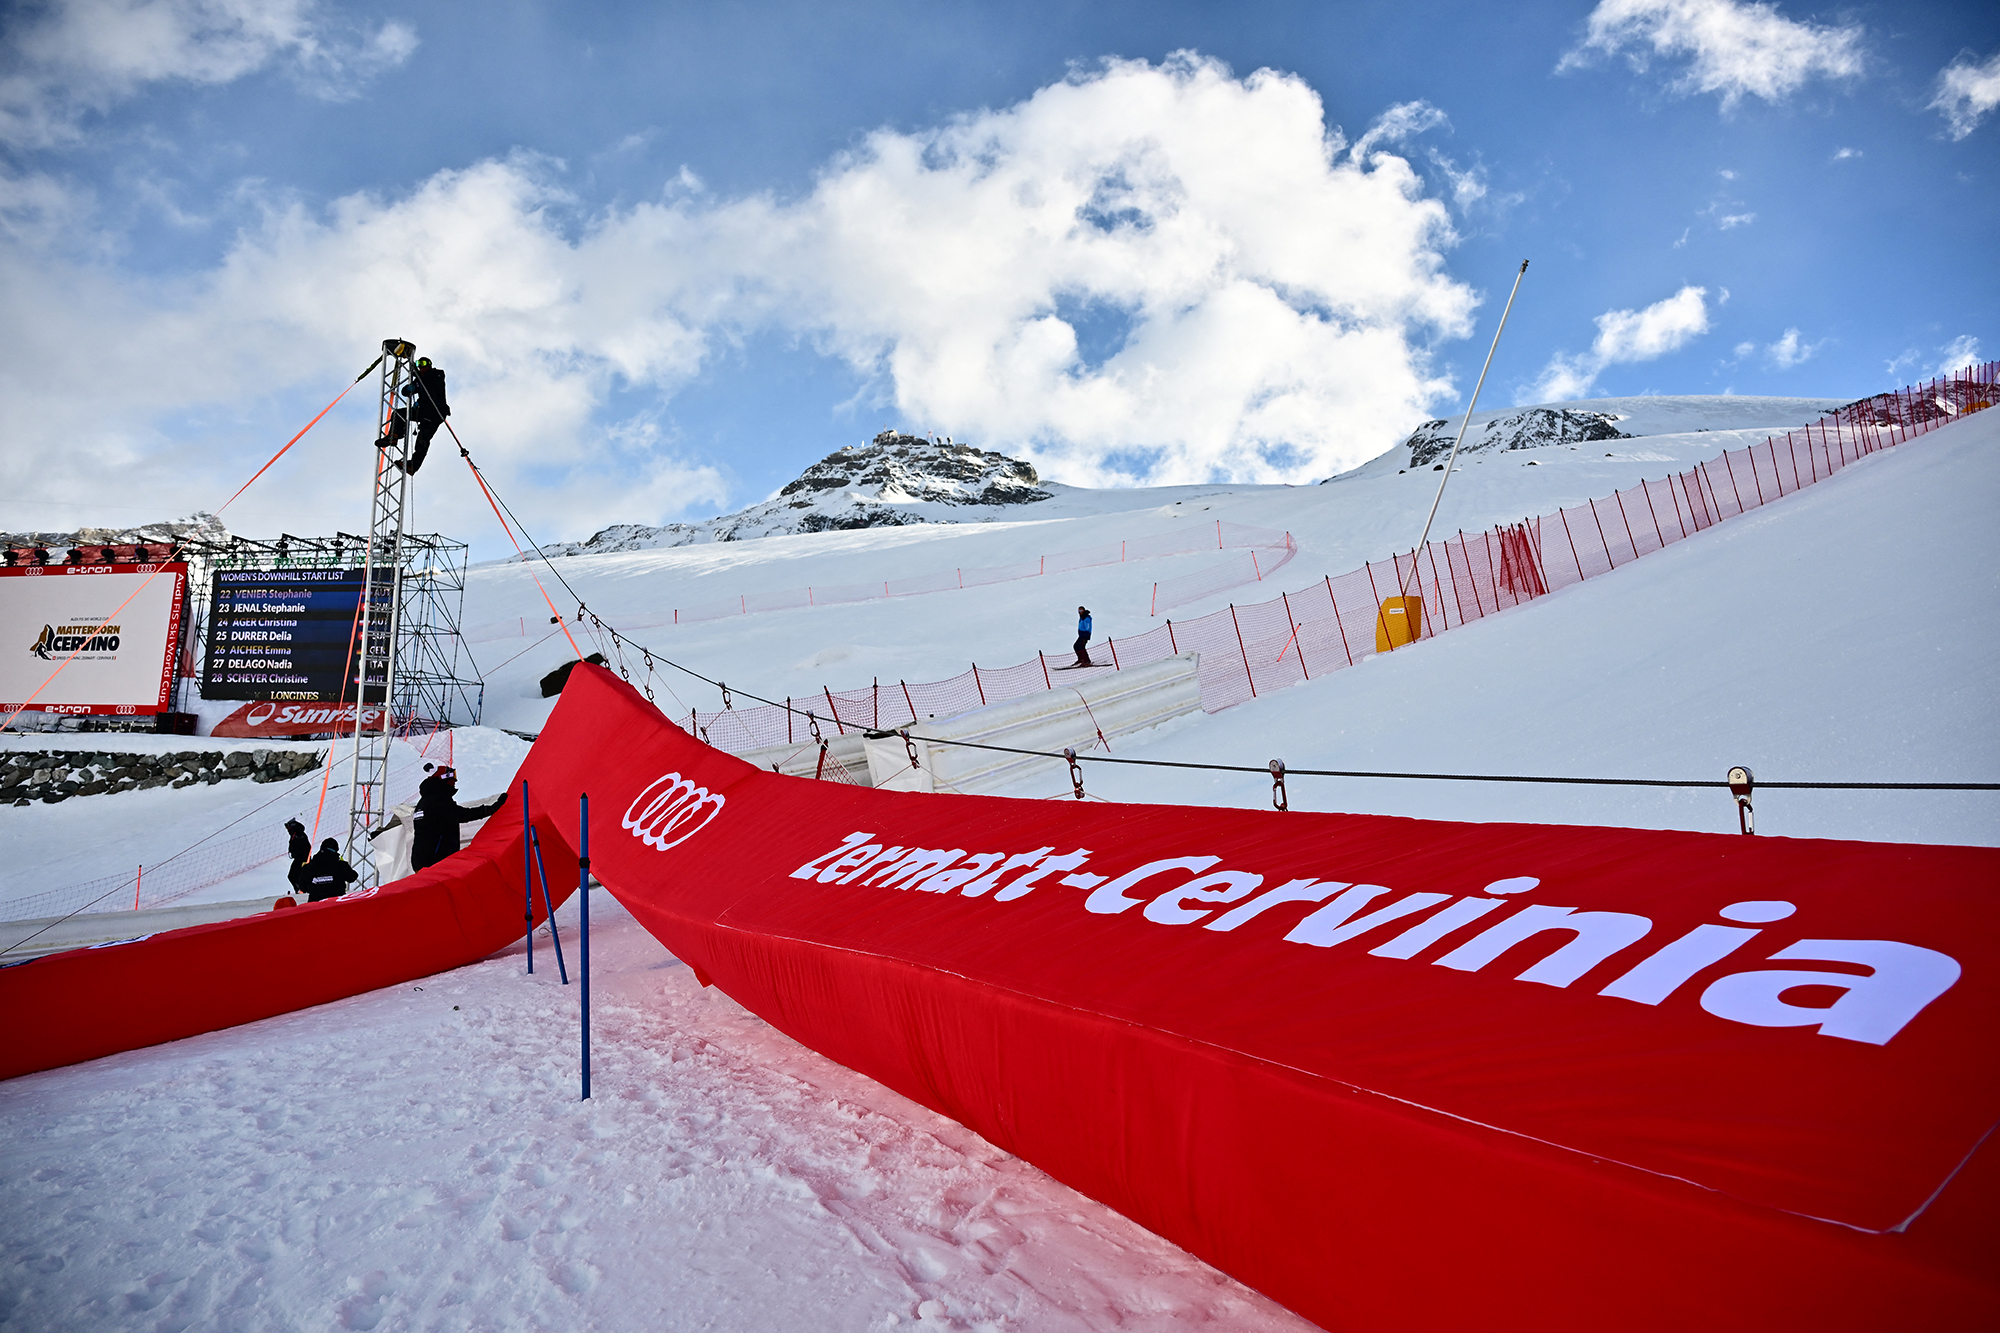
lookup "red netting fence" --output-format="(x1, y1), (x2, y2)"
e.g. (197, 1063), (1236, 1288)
(659, 364), (1997, 753)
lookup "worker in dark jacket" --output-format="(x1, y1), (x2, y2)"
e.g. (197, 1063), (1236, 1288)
(409, 765), (505, 872)
(1073, 605), (1094, 666)
(302, 839), (358, 901)
(284, 818), (311, 895)
(375, 357), (451, 475)
(286, 818), (311, 864)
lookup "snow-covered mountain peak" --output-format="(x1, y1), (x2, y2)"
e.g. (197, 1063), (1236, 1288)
(1404, 408), (1629, 467)
(0, 511), (230, 550)
(781, 431), (1050, 508)
(533, 433), (1052, 557)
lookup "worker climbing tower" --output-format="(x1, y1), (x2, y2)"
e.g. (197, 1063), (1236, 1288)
(345, 338), (419, 885)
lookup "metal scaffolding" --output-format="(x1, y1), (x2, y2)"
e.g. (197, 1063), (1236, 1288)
(345, 339), (418, 885)
(180, 531), (483, 883)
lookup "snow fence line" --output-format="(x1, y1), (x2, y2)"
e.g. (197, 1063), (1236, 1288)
(465, 520), (1297, 642)
(677, 363), (1998, 757)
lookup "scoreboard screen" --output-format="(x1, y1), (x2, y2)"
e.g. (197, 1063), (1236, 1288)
(200, 567), (394, 702)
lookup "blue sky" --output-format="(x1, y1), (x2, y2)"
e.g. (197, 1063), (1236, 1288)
(2, 0), (1995, 553)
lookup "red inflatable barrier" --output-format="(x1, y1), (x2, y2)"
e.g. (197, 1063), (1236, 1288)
(519, 666), (1997, 1330)
(0, 812), (575, 1080)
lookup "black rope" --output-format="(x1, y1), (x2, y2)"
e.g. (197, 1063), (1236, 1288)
(455, 437), (2000, 797)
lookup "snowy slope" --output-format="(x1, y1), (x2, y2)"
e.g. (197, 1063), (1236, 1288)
(993, 408), (2000, 844)
(454, 392), (1992, 846)
(0, 889), (1313, 1333)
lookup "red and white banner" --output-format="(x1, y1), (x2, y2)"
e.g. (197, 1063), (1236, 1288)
(209, 700), (387, 738)
(0, 563), (185, 715)
(520, 665), (1998, 1329)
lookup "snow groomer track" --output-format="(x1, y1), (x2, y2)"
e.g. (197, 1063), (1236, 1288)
(6, 663), (1997, 1329)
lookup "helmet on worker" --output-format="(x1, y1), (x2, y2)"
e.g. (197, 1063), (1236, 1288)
(416, 356), (432, 369)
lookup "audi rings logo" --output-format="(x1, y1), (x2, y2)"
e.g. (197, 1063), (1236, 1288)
(624, 772), (726, 850)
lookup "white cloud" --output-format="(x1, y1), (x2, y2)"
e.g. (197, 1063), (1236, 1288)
(1831, 146), (1861, 160)
(1764, 327), (1819, 368)
(1560, 0), (1866, 110)
(1933, 335), (1981, 379)
(1716, 211), (1756, 228)
(1931, 50), (2000, 140)
(0, 0), (416, 149)
(1348, 99), (1449, 161)
(1524, 285), (1711, 401)
(0, 54), (1478, 540)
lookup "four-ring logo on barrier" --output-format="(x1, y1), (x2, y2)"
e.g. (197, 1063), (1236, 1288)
(623, 771), (726, 850)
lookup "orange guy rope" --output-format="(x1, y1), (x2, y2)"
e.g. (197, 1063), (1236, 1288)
(450, 424), (583, 659)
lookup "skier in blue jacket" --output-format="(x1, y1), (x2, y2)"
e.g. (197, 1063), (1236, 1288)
(1073, 606), (1093, 667)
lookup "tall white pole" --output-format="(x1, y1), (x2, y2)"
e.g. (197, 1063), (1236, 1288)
(1399, 260), (1530, 601)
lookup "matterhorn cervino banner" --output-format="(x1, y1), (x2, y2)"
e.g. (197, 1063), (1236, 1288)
(0, 563), (185, 716)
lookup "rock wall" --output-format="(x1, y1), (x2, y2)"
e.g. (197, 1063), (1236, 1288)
(2, 748), (322, 806)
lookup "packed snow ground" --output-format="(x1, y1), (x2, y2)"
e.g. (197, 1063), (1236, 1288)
(2, 394), (1994, 1332)
(0, 890), (1311, 1333)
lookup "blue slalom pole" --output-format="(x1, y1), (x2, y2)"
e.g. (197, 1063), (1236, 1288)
(522, 780), (534, 974)
(530, 825), (569, 984)
(580, 791), (591, 1102)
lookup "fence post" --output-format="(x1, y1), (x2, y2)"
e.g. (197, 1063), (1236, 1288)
(1639, 480), (1667, 546)
(1039, 652), (1052, 689)
(972, 665), (986, 705)
(1552, 506), (1584, 580)
(1423, 546), (1447, 638)
(1719, 450), (1747, 513)
(1167, 620), (1178, 654)
(901, 679), (917, 723)
(1457, 533), (1485, 617)
(1612, 489), (1641, 557)
(1281, 591), (1309, 678)
(1478, 530), (1500, 607)
(1108, 637), (1121, 670)
(1326, 576), (1355, 665)
(579, 792), (590, 1102)
(1229, 604), (1256, 697)
(1587, 498), (1616, 568)
(1433, 542), (1464, 627)
(823, 687), (845, 734)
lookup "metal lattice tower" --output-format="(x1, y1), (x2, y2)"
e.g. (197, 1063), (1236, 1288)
(346, 338), (418, 885)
